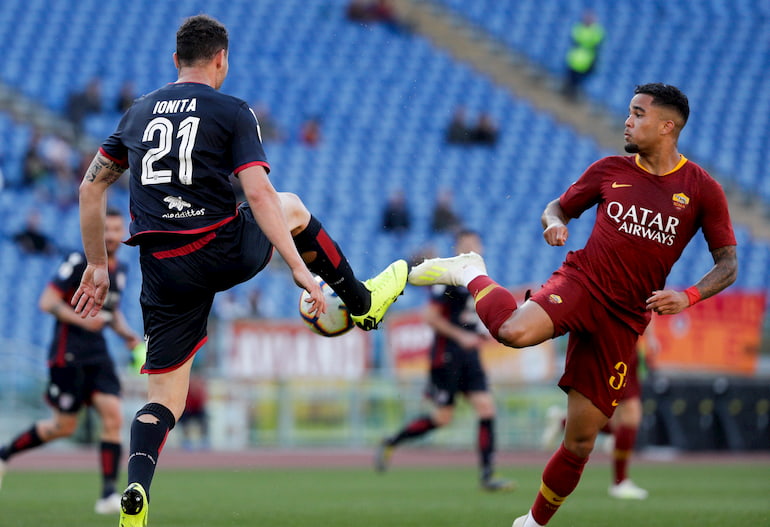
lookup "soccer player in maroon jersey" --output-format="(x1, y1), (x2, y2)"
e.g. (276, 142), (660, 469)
(409, 83), (737, 527)
(71, 14), (407, 527)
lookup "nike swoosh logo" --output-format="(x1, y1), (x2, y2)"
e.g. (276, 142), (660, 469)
(611, 399), (619, 407)
(612, 182), (632, 188)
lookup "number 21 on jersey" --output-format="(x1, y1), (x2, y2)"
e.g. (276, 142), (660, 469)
(141, 116), (200, 186)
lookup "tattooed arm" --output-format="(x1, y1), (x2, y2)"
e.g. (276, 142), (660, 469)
(72, 153), (126, 318)
(646, 245), (738, 316)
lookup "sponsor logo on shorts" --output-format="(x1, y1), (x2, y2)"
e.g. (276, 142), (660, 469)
(548, 294), (563, 304)
(611, 399), (619, 407)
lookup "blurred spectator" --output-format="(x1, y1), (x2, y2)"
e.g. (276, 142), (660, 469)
(382, 189), (411, 233)
(408, 245), (437, 269)
(347, 0), (373, 21)
(430, 189), (463, 234)
(446, 106), (471, 144)
(300, 116), (322, 147)
(13, 211), (57, 255)
(470, 112), (499, 146)
(22, 130), (50, 189)
(254, 103), (284, 143)
(66, 77), (103, 134)
(563, 10), (605, 99)
(346, 0), (412, 33)
(116, 81), (137, 113)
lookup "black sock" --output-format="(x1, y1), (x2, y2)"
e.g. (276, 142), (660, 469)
(479, 418), (495, 479)
(293, 216), (370, 315)
(100, 441), (122, 498)
(0, 424), (44, 461)
(388, 415), (437, 446)
(127, 403), (176, 502)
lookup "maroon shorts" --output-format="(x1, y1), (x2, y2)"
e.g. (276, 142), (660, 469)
(529, 265), (641, 417)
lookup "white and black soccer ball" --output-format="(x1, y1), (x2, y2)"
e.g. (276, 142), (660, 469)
(298, 276), (354, 337)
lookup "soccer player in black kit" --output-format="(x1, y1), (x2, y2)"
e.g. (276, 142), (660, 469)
(71, 14), (407, 527)
(375, 230), (513, 491)
(0, 208), (141, 515)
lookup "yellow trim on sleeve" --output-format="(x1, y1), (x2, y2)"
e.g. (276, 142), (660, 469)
(473, 284), (497, 303)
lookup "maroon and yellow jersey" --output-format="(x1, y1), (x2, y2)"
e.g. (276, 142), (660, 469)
(558, 154), (736, 333)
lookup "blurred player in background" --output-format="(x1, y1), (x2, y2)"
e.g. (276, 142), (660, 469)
(376, 230), (514, 492)
(409, 83), (737, 527)
(0, 208), (141, 514)
(71, 14), (407, 527)
(542, 317), (660, 500)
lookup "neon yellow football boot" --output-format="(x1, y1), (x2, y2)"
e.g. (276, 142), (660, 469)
(119, 483), (148, 527)
(351, 259), (408, 330)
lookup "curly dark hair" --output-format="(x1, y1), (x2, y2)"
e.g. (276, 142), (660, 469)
(176, 14), (229, 67)
(634, 83), (689, 126)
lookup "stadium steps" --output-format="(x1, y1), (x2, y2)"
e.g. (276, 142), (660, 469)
(390, 0), (770, 241)
(0, 81), (96, 152)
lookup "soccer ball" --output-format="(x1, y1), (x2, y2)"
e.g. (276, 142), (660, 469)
(298, 276), (354, 337)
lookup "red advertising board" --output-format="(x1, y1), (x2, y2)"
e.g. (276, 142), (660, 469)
(228, 320), (371, 380)
(385, 311), (557, 383)
(653, 290), (766, 375)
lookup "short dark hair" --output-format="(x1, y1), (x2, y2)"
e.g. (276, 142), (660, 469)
(106, 206), (123, 218)
(634, 83), (689, 126)
(176, 14), (229, 67)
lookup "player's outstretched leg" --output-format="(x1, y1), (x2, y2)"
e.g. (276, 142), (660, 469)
(350, 259), (408, 330)
(408, 252), (486, 287)
(119, 482), (148, 527)
(291, 213), (407, 330)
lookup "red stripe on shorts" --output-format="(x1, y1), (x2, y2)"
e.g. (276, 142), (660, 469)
(152, 232), (217, 259)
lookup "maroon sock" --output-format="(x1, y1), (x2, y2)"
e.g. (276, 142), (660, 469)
(613, 425), (636, 484)
(468, 276), (518, 339)
(531, 444), (589, 525)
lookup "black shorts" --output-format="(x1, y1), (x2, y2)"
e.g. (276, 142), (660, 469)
(139, 204), (273, 373)
(426, 348), (489, 407)
(46, 359), (121, 414)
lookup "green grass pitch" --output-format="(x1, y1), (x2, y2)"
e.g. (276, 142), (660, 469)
(1, 462), (768, 526)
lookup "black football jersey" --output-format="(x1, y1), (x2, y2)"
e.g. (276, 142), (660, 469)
(99, 82), (270, 245)
(429, 284), (481, 360)
(48, 252), (128, 366)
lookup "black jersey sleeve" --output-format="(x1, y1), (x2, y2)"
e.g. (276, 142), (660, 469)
(231, 104), (270, 175)
(99, 112), (130, 167)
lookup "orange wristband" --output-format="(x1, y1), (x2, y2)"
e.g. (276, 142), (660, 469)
(684, 286), (701, 306)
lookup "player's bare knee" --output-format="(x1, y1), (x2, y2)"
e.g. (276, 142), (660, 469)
(563, 436), (595, 458)
(279, 192), (310, 231)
